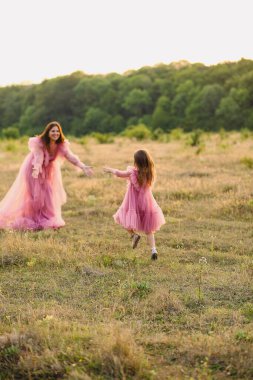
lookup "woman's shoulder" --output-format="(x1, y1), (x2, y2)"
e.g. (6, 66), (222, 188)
(28, 136), (44, 150)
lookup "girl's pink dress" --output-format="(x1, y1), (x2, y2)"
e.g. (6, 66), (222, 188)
(0, 137), (85, 230)
(113, 166), (165, 233)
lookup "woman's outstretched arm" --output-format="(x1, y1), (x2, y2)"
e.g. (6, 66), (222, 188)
(63, 142), (93, 176)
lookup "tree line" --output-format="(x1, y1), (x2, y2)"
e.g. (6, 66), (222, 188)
(1, 59), (253, 137)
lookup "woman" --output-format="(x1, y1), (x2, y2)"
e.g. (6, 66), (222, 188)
(0, 121), (93, 230)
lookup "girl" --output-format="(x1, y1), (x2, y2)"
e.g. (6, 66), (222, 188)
(104, 149), (165, 260)
(0, 121), (93, 230)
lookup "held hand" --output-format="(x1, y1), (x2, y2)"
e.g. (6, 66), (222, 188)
(82, 166), (93, 177)
(103, 167), (114, 174)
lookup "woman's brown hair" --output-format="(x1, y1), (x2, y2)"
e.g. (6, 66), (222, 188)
(134, 149), (155, 186)
(38, 121), (65, 149)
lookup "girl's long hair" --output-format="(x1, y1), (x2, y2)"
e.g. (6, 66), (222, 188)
(38, 121), (65, 149)
(134, 149), (155, 186)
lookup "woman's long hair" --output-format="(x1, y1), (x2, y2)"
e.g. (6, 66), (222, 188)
(38, 121), (65, 149)
(134, 149), (155, 186)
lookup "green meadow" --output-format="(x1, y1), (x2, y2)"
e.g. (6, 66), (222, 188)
(0, 132), (253, 379)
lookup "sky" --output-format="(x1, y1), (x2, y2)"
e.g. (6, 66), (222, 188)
(0, 0), (253, 86)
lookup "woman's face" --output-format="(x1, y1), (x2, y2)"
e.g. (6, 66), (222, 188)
(48, 126), (60, 141)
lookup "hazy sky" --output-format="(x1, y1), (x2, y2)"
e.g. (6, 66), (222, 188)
(0, 0), (252, 86)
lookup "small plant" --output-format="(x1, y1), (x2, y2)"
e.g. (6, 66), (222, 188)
(210, 236), (215, 257)
(197, 256), (207, 303)
(220, 142), (229, 150)
(247, 199), (253, 208)
(240, 157), (253, 169)
(90, 326), (150, 378)
(240, 128), (252, 140)
(101, 255), (113, 267)
(195, 143), (205, 155)
(131, 281), (151, 298)
(26, 257), (37, 267)
(1, 344), (20, 358)
(187, 129), (203, 147)
(241, 303), (253, 321)
(86, 194), (97, 206)
(222, 184), (236, 193)
(235, 331), (252, 342)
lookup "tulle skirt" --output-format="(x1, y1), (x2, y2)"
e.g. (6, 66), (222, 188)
(0, 153), (66, 230)
(113, 185), (165, 234)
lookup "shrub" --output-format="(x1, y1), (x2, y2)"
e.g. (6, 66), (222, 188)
(169, 128), (184, 140)
(1, 127), (20, 139)
(78, 136), (88, 145)
(91, 132), (114, 144)
(4, 141), (19, 152)
(151, 128), (170, 142)
(219, 127), (228, 140)
(187, 129), (203, 146)
(152, 128), (164, 140)
(122, 124), (152, 140)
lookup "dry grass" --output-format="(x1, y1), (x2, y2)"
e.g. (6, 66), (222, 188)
(0, 133), (253, 379)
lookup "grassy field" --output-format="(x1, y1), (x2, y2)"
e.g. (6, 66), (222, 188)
(0, 132), (253, 379)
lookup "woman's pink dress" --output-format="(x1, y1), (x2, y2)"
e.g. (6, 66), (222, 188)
(113, 166), (165, 233)
(0, 137), (85, 230)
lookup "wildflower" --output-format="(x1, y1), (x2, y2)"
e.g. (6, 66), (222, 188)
(199, 256), (207, 265)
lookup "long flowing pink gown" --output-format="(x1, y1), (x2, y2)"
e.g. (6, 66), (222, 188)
(112, 166), (165, 233)
(0, 137), (86, 230)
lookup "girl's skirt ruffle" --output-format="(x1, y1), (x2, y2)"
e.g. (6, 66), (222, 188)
(113, 207), (165, 233)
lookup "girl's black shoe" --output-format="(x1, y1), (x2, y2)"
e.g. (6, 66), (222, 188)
(151, 252), (158, 260)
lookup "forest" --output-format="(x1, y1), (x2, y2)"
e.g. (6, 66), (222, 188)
(1, 58), (253, 137)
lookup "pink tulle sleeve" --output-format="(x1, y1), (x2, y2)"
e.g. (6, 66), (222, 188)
(129, 168), (141, 190)
(28, 137), (44, 178)
(60, 140), (85, 169)
(113, 166), (133, 178)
